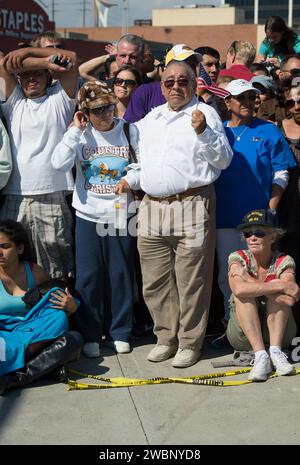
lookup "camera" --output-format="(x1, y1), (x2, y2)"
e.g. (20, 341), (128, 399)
(50, 54), (73, 70)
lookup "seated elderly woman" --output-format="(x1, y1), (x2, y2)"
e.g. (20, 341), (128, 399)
(226, 209), (299, 381)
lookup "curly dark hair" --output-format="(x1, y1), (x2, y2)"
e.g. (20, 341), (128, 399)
(0, 220), (33, 262)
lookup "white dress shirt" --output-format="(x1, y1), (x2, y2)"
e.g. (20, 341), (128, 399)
(124, 96), (233, 197)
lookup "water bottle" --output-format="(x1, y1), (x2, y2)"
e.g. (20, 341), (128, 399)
(114, 193), (127, 230)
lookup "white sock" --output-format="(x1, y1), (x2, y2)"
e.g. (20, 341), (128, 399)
(255, 350), (268, 359)
(269, 345), (281, 354)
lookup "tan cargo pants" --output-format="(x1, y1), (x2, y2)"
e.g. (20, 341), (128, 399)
(137, 184), (216, 352)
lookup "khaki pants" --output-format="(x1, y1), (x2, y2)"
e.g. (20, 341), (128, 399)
(137, 185), (216, 352)
(227, 295), (297, 351)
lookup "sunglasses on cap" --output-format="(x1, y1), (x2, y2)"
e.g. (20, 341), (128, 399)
(90, 104), (115, 115)
(114, 77), (137, 87)
(243, 230), (267, 239)
(162, 77), (190, 89)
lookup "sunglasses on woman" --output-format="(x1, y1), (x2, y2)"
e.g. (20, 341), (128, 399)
(114, 78), (137, 87)
(162, 77), (190, 89)
(233, 93), (257, 103)
(243, 230), (267, 239)
(90, 104), (115, 115)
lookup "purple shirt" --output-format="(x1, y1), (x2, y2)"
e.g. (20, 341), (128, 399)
(124, 81), (166, 123)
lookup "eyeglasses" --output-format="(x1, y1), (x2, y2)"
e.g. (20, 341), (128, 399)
(90, 104), (115, 115)
(162, 77), (190, 89)
(233, 93), (257, 103)
(285, 99), (300, 110)
(243, 230), (267, 239)
(114, 78), (137, 87)
(230, 41), (238, 54)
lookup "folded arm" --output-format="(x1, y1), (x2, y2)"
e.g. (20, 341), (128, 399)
(229, 262), (300, 302)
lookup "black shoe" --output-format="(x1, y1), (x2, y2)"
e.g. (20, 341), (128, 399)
(48, 366), (68, 383)
(0, 375), (10, 396)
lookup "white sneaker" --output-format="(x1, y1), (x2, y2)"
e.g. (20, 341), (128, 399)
(83, 342), (100, 358)
(147, 344), (177, 362)
(113, 341), (131, 354)
(270, 350), (295, 376)
(248, 354), (272, 381)
(172, 348), (199, 368)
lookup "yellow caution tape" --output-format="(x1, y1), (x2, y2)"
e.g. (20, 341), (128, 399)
(66, 367), (300, 390)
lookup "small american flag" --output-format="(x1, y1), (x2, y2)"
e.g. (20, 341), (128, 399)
(197, 64), (230, 99)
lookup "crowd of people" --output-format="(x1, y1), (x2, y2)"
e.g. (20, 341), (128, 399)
(0, 15), (300, 393)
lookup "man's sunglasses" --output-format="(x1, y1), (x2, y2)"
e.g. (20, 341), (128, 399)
(285, 99), (300, 110)
(114, 77), (137, 87)
(90, 104), (115, 115)
(162, 77), (190, 89)
(243, 230), (267, 239)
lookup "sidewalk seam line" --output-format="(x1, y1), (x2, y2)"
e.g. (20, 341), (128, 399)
(117, 354), (150, 445)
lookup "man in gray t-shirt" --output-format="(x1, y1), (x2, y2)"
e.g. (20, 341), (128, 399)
(0, 47), (78, 277)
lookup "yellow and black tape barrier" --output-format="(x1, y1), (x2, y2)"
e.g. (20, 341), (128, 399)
(66, 367), (300, 390)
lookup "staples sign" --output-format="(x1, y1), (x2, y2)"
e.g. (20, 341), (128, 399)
(0, 0), (54, 40)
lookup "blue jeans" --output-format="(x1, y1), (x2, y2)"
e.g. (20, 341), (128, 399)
(75, 216), (135, 343)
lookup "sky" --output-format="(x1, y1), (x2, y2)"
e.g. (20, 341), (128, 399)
(39, 0), (221, 28)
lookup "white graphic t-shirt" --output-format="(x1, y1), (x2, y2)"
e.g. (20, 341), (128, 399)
(52, 118), (140, 223)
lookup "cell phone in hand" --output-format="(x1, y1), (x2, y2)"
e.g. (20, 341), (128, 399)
(50, 54), (73, 70)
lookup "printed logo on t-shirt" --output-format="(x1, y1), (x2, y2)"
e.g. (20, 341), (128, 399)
(80, 145), (129, 195)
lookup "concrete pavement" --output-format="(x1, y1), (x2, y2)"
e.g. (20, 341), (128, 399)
(1, 334), (300, 445)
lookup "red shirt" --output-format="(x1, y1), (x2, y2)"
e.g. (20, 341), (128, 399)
(219, 64), (255, 82)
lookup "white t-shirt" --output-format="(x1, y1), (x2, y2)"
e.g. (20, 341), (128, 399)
(1, 81), (76, 195)
(51, 119), (140, 223)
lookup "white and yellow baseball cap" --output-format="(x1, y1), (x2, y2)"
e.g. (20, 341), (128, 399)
(165, 44), (202, 66)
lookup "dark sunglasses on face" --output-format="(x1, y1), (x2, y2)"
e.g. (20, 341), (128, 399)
(243, 230), (267, 239)
(90, 104), (115, 115)
(114, 77), (137, 87)
(163, 77), (190, 89)
(234, 93), (257, 103)
(285, 99), (300, 110)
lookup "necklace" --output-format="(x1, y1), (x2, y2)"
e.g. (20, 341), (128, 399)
(228, 125), (248, 141)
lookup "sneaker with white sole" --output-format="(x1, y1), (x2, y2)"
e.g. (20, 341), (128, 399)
(248, 354), (272, 381)
(270, 350), (295, 376)
(113, 341), (131, 354)
(83, 342), (100, 358)
(147, 344), (177, 362)
(172, 348), (199, 368)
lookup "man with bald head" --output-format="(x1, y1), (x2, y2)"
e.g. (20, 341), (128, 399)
(116, 60), (233, 368)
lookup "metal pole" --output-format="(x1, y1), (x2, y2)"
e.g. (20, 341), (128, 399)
(52, 0), (55, 22)
(288, 0), (293, 27)
(122, 0), (128, 35)
(254, 0), (259, 24)
(83, 0), (86, 28)
(93, 0), (97, 27)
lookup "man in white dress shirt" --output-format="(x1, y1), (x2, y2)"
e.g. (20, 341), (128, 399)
(117, 60), (233, 367)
